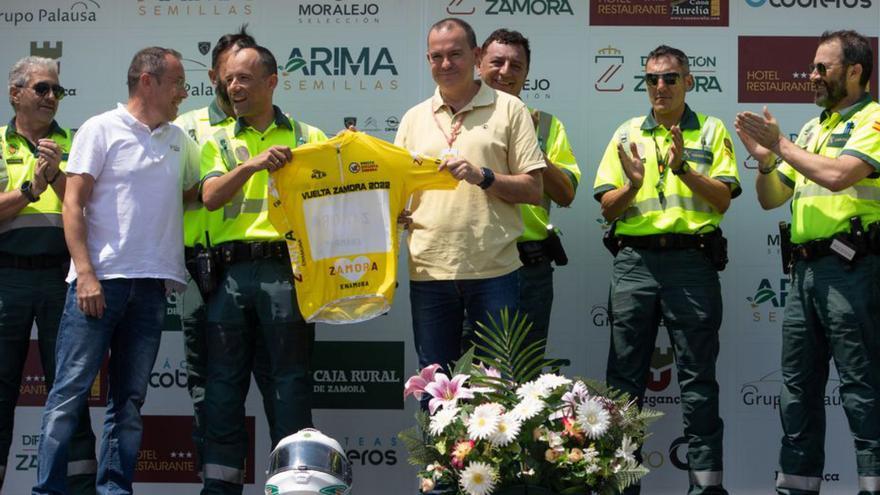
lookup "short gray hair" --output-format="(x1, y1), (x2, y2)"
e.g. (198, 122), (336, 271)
(8, 56), (58, 107)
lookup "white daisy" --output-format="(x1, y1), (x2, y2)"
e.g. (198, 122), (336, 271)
(583, 445), (599, 463)
(511, 397), (545, 421)
(489, 413), (522, 446)
(459, 461), (497, 495)
(429, 406), (460, 436)
(576, 398), (611, 439)
(516, 380), (549, 401)
(616, 435), (638, 467)
(468, 403), (501, 440)
(536, 373), (572, 390)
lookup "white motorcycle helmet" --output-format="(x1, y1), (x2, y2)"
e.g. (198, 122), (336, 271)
(264, 428), (353, 495)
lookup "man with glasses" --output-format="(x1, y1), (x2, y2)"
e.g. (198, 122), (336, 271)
(594, 44), (740, 494)
(736, 30), (880, 495)
(0, 56), (97, 494)
(33, 47), (199, 494)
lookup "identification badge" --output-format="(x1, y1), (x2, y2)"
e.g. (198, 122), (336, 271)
(439, 148), (459, 161)
(830, 238), (856, 261)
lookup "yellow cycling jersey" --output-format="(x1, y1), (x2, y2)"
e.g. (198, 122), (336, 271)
(268, 131), (458, 324)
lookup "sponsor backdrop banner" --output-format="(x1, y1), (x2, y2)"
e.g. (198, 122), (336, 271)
(2, 0), (878, 493)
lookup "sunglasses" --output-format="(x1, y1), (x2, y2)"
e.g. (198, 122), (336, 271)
(18, 82), (66, 100)
(644, 72), (682, 86)
(808, 62), (842, 76)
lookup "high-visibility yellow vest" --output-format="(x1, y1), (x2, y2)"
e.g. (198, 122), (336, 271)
(594, 105), (740, 235)
(200, 106), (327, 244)
(777, 95), (880, 243)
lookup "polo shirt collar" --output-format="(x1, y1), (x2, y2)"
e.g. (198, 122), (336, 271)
(5, 117), (67, 151)
(819, 92), (872, 124)
(6, 117), (66, 139)
(234, 105), (292, 135)
(116, 103), (170, 134)
(641, 104), (700, 132)
(208, 98), (230, 126)
(431, 81), (495, 114)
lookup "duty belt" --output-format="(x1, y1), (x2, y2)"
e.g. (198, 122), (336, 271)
(214, 241), (289, 265)
(517, 240), (551, 266)
(792, 231), (880, 263)
(614, 232), (712, 251)
(0, 253), (69, 269)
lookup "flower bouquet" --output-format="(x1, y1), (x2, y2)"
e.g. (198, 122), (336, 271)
(399, 311), (662, 495)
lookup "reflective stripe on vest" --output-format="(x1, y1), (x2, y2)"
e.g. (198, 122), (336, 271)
(689, 470), (722, 487)
(794, 183), (880, 201)
(621, 194), (715, 220)
(776, 473), (821, 492)
(861, 476), (880, 492)
(224, 198), (268, 220)
(0, 212), (62, 234)
(203, 463), (244, 484)
(68, 459), (98, 476)
(536, 110), (552, 155)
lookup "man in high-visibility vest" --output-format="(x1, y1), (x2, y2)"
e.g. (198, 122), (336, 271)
(199, 44), (327, 495)
(477, 28), (580, 353)
(594, 45), (740, 494)
(0, 56), (96, 494)
(173, 26), (275, 477)
(736, 30), (880, 495)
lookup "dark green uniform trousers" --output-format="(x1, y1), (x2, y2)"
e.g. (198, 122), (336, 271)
(0, 266), (96, 494)
(200, 259), (314, 495)
(606, 247), (727, 495)
(179, 272), (276, 475)
(776, 254), (880, 495)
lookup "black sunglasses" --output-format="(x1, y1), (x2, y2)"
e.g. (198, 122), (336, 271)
(644, 72), (682, 86)
(808, 62), (842, 76)
(18, 82), (66, 100)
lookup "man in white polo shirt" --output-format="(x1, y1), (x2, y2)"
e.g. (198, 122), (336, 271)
(33, 47), (199, 495)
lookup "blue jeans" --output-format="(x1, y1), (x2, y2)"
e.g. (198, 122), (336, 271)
(410, 270), (519, 371)
(34, 278), (166, 495)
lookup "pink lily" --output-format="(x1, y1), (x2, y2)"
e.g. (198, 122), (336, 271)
(424, 372), (474, 414)
(403, 363), (442, 400)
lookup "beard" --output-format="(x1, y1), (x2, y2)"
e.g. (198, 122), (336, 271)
(814, 73), (848, 109)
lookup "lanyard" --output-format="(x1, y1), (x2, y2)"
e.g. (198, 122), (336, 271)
(432, 110), (465, 149)
(652, 132), (670, 199)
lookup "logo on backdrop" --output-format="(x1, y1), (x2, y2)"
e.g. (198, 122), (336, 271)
(594, 46), (625, 93)
(520, 76), (552, 101)
(311, 341), (404, 409)
(740, 369), (842, 409)
(590, 304), (611, 327)
(343, 435), (399, 466)
(668, 436), (689, 471)
(137, 0), (254, 17)
(351, 115), (399, 134)
(747, 277), (788, 323)
(279, 46), (399, 93)
(0, 0), (100, 27)
(738, 36), (879, 103)
(445, 0), (575, 15)
(590, 0), (727, 26)
(134, 416), (255, 483)
(296, 1), (381, 24)
(149, 357), (188, 389)
(18, 340), (108, 407)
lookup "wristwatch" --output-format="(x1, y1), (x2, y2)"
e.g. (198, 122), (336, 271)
(20, 180), (39, 203)
(478, 167), (495, 189)
(672, 160), (691, 176)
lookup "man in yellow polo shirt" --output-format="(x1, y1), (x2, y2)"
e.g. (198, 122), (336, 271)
(394, 17), (545, 376)
(199, 44), (326, 495)
(0, 56), (95, 494)
(594, 45), (739, 494)
(477, 28), (580, 356)
(736, 30), (880, 495)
